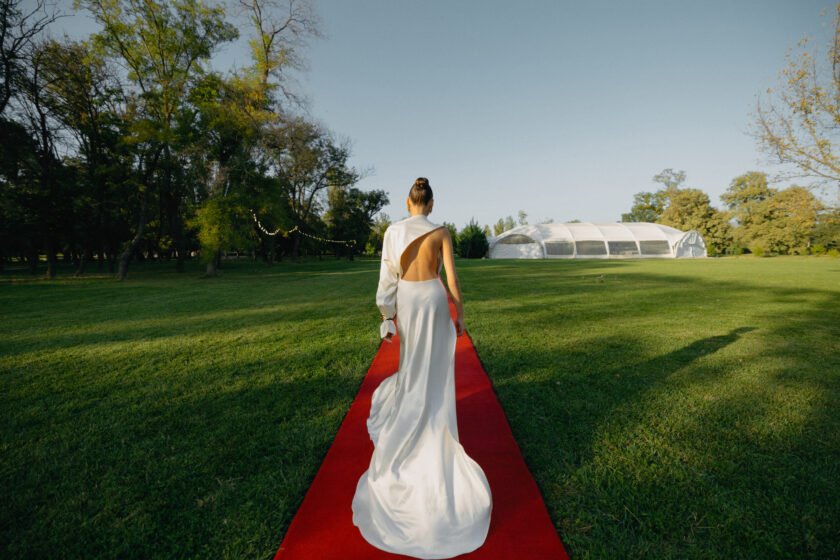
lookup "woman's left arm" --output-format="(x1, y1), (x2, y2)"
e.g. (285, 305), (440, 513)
(441, 230), (465, 336)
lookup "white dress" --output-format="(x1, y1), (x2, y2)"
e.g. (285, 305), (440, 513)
(351, 214), (493, 559)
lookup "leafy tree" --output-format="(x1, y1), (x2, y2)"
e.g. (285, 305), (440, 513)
(366, 212), (390, 255)
(262, 117), (359, 260)
(0, 0), (59, 116)
(0, 116), (42, 272)
(621, 168), (685, 222)
(492, 215), (516, 235)
(659, 188), (733, 255)
(237, 0), (319, 104)
(621, 191), (667, 222)
(36, 38), (129, 274)
(739, 186), (822, 255)
(517, 209), (527, 225)
(722, 171), (772, 220)
(188, 195), (252, 268)
(11, 36), (83, 278)
(458, 218), (488, 259)
(754, 4), (840, 193)
(722, 173), (823, 254)
(492, 218), (505, 236)
(653, 168), (686, 193)
(813, 206), (840, 252)
(80, 0), (239, 279)
(324, 185), (388, 260)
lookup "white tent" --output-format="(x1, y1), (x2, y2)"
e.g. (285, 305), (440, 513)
(489, 222), (707, 259)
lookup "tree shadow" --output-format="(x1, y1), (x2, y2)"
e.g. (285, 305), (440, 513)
(461, 260), (840, 559)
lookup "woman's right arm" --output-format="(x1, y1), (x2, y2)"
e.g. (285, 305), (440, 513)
(441, 229), (465, 336)
(376, 228), (398, 340)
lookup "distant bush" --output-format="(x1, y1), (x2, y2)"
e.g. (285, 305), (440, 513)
(828, 248), (840, 258)
(458, 219), (489, 259)
(811, 244), (827, 256)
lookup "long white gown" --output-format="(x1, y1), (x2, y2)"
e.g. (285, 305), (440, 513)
(352, 214), (493, 559)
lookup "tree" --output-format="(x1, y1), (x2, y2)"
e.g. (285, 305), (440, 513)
(81, 0), (239, 279)
(721, 171), (775, 229)
(517, 209), (527, 225)
(458, 218), (488, 259)
(263, 117), (359, 260)
(237, 0), (319, 104)
(492, 215), (515, 235)
(0, 0), (60, 116)
(324, 185), (388, 260)
(366, 212), (390, 255)
(36, 38), (129, 274)
(188, 0), (319, 274)
(492, 218), (505, 236)
(724, 173), (823, 254)
(621, 168), (686, 222)
(754, 4), (840, 193)
(653, 168), (686, 193)
(659, 188), (733, 255)
(738, 186), (822, 255)
(13, 36), (80, 278)
(621, 191), (667, 222)
(813, 206), (840, 251)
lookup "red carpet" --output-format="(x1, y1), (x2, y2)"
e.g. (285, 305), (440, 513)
(275, 302), (570, 559)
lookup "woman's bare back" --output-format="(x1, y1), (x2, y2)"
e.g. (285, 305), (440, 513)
(400, 228), (445, 281)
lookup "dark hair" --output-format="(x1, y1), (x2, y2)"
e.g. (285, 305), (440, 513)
(409, 177), (433, 206)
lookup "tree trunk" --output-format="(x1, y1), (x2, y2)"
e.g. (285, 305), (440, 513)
(118, 192), (147, 281)
(204, 248), (221, 277)
(267, 236), (276, 264)
(292, 233), (301, 262)
(204, 259), (217, 277)
(45, 239), (57, 279)
(74, 249), (88, 276)
(176, 233), (186, 273)
(28, 243), (39, 274)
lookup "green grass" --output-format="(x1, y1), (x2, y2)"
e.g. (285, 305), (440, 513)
(2, 256), (838, 559)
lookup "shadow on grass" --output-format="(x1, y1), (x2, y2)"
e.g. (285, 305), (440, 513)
(462, 260), (840, 559)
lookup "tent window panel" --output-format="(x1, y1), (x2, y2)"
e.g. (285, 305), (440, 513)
(608, 241), (639, 256)
(639, 240), (671, 255)
(497, 234), (537, 245)
(545, 240), (574, 256)
(575, 240), (607, 255)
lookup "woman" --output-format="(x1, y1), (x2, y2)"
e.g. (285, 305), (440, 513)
(351, 178), (493, 559)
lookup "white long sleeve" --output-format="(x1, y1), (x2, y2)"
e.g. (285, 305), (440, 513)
(376, 227), (399, 321)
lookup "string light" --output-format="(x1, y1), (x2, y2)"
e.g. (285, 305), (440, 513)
(250, 209), (356, 246)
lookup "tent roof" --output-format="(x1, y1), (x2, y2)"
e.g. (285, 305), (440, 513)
(491, 222), (692, 245)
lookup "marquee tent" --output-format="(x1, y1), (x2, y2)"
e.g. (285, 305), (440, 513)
(489, 222), (707, 259)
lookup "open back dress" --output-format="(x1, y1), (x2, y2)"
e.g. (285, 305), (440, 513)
(351, 214), (493, 559)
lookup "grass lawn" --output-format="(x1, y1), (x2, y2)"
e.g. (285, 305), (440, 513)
(1, 256), (838, 559)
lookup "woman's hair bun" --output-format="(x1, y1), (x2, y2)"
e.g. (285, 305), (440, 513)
(409, 177), (433, 206)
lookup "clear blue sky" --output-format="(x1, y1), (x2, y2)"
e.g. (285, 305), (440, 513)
(44, 0), (837, 228)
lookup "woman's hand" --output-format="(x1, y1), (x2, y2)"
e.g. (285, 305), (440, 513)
(381, 316), (397, 342)
(454, 315), (465, 337)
